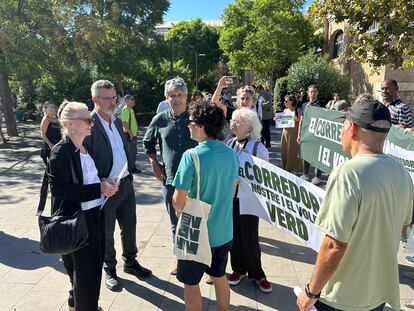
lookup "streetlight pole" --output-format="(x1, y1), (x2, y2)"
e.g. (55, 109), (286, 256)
(195, 52), (206, 90)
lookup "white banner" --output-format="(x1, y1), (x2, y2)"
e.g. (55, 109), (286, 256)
(383, 139), (414, 184)
(237, 152), (325, 252)
(275, 111), (295, 128)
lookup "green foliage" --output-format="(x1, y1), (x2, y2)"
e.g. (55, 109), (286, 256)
(273, 76), (288, 112)
(220, 0), (317, 81)
(309, 0), (414, 68)
(0, 0), (171, 119)
(286, 51), (350, 102)
(165, 19), (222, 87)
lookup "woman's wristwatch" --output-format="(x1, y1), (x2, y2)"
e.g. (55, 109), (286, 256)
(305, 284), (321, 299)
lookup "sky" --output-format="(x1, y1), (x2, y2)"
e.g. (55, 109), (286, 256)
(163, 0), (313, 21)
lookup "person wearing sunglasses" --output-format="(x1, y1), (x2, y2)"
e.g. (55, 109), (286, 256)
(172, 102), (239, 311)
(85, 80), (152, 292)
(48, 100), (118, 311)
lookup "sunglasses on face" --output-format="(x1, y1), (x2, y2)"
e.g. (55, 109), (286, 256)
(77, 118), (95, 125)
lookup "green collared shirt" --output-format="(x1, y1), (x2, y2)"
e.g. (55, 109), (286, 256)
(143, 109), (197, 185)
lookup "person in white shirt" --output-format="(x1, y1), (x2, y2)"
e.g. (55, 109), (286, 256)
(48, 100), (118, 311)
(85, 80), (152, 292)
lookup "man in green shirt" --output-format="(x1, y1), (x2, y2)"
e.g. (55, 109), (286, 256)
(142, 77), (197, 274)
(297, 96), (413, 311)
(121, 94), (141, 174)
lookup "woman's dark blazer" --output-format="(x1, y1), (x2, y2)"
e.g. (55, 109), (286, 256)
(47, 136), (101, 215)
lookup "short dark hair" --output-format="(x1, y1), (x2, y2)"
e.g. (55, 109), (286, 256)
(308, 85), (318, 91)
(188, 102), (225, 139)
(383, 79), (399, 88)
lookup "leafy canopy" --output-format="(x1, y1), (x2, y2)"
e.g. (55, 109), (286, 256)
(219, 0), (316, 79)
(308, 0), (414, 68)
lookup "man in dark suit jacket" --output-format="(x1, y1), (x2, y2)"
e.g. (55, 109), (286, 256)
(85, 80), (151, 291)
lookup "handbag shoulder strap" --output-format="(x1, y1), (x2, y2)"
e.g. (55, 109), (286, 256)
(36, 170), (49, 216)
(36, 153), (79, 216)
(188, 149), (201, 200)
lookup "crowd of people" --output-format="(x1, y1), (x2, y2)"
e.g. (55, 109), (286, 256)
(28, 74), (414, 311)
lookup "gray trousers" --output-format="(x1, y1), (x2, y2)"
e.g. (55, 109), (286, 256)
(103, 177), (138, 272)
(127, 137), (138, 170)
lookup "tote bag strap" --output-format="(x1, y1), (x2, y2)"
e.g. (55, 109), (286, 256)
(188, 149), (201, 200)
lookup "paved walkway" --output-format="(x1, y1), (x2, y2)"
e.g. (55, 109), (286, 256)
(0, 122), (413, 310)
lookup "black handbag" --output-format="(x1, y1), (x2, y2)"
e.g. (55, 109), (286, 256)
(36, 158), (89, 255)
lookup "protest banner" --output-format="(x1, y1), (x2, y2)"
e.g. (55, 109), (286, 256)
(383, 128), (414, 183)
(237, 152), (325, 252)
(275, 111), (295, 128)
(299, 107), (414, 175)
(299, 106), (349, 174)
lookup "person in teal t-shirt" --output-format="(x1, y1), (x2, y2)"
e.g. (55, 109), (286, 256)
(172, 102), (239, 311)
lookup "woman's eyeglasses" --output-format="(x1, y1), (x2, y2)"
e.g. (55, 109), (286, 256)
(230, 120), (249, 127)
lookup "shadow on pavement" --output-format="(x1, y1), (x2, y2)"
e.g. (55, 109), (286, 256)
(0, 231), (62, 271)
(259, 236), (316, 265)
(399, 264), (414, 290)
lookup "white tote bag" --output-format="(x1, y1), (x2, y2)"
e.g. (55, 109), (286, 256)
(173, 149), (212, 266)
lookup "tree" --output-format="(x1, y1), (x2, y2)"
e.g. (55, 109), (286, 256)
(286, 50), (350, 102)
(308, 0), (414, 68)
(61, 0), (170, 93)
(165, 19), (222, 88)
(219, 0), (316, 83)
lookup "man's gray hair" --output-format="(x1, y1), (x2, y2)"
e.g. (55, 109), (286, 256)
(91, 80), (115, 97)
(164, 77), (188, 97)
(232, 108), (262, 140)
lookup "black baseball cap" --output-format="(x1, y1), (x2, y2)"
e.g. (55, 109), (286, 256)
(340, 99), (391, 133)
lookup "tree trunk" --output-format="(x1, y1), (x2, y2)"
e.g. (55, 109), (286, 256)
(0, 71), (18, 136)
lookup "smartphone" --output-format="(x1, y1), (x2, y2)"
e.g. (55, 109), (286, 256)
(225, 77), (234, 85)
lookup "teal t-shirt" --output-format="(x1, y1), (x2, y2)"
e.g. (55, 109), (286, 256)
(173, 140), (239, 247)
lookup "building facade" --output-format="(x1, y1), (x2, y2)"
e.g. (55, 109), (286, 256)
(323, 19), (414, 106)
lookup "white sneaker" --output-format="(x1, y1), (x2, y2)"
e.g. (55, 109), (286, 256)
(311, 177), (322, 185)
(300, 174), (309, 181)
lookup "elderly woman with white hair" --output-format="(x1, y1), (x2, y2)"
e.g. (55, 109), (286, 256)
(226, 108), (272, 293)
(48, 100), (118, 311)
(143, 76), (197, 275)
(40, 101), (62, 165)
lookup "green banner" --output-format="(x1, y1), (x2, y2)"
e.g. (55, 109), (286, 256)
(300, 107), (414, 174)
(300, 107), (348, 173)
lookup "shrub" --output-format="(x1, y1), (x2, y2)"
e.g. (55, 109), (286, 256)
(273, 76), (288, 112)
(286, 51), (350, 104)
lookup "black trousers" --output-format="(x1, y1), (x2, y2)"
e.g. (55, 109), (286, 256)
(103, 177), (138, 272)
(315, 301), (385, 311)
(303, 160), (322, 177)
(230, 198), (265, 280)
(261, 119), (271, 147)
(126, 137), (138, 170)
(62, 206), (105, 311)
